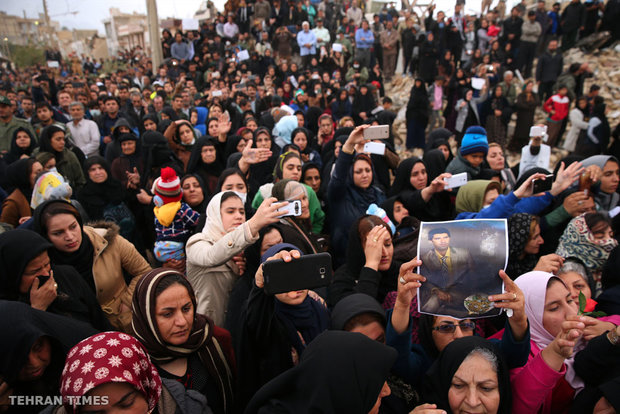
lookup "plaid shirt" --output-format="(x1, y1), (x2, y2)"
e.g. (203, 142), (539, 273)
(154, 202), (201, 243)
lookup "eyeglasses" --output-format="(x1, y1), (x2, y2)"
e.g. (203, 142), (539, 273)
(432, 322), (476, 334)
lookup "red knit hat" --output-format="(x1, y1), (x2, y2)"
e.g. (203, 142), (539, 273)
(153, 167), (182, 204)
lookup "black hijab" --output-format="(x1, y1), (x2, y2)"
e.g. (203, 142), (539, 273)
(506, 213), (539, 278)
(389, 157), (424, 196)
(33, 199), (96, 291)
(0, 229), (51, 300)
(0, 300), (97, 385)
(38, 124), (67, 162)
(141, 130), (183, 187)
(186, 137), (224, 195)
(245, 331), (397, 413)
(4, 158), (37, 201)
(77, 156), (125, 220)
(422, 336), (512, 414)
(427, 127), (454, 164)
(424, 148), (448, 182)
(6, 127), (37, 164)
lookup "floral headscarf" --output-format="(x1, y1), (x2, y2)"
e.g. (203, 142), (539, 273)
(61, 331), (162, 413)
(556, 214), (618, 276)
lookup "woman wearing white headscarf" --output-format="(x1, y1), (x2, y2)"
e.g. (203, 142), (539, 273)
(186, 191), (285, 325)
(510, 271), (620, 414)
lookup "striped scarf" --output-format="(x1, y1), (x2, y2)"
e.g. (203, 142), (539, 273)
(131, 268), (234, 413)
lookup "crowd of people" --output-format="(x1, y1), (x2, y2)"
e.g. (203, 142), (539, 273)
(0, 0), (620, 412)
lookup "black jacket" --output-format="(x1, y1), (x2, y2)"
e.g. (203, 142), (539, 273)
(536, 51), (564, 83)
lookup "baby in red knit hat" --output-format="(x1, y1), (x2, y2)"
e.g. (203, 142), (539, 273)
(152, 166), (200, 263)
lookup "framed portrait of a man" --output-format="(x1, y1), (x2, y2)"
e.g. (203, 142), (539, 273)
(417, 219), (508, 319)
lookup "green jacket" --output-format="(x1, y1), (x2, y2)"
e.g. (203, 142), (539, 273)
(0, 116), (36, 153)
(252, 183), (325, 234)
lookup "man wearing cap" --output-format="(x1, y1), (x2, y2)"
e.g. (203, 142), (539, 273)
(0, 95), (37, 154)
(313, 18), (330, 49)
(519, 125), (551, 178)
(297, 21), (317, 69)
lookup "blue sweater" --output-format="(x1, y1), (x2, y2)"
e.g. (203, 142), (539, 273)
(455, 192), (553, 220)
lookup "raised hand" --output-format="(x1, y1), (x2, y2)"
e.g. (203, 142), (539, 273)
(488, 270), (527, 340)
(550, 161), (585, 196)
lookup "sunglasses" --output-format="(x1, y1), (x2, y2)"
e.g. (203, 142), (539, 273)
(432, 322), (476, 334)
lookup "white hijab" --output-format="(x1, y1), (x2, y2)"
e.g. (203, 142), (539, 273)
(515, 271), (584, 390)
(201, 191), (244, 243)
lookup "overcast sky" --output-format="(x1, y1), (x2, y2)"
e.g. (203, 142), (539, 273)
(0, 0), (224, 35)
(0, 0), (495, 35)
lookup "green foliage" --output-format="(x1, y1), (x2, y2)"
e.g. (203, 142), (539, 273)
(8, 43), (46, 68)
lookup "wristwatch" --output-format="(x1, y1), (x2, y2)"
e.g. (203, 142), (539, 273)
(607, 327), (620, 346)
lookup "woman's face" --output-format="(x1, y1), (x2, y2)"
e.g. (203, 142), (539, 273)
(82, 382), (148, 414)
(578, 99), (587, 110)
(47, 213), (82, 253)
(236, 138), (247, 153)
(19, 251), (51, 294)
(182, 177), (204, 207)
(15, 131), (31, 149)
(88, 163), (108, 184)
(292, 132), (308, 151)
(543, 280), (578, 337)
(296, 113), (305, 127)
(275, 289), (309, 306)
(246, 120), (257, 131)
(260, 228), (283, 256)
(432, 316), (475, 353)
(523, 224), (544, 255)
(590, 221), (613, 240)
(255, 133), (271, 149)
(438, 144), (450, 161)
(209, 105), (222, 118)
(282, 157), (302, 181)
(18, 336), (51, 381)
(29, 161), (43, 188)
(121, 140), (137, 155)
(221, 174), (247, 193)
(558, 271), (592, 302)
(208, 120), (219, 137)
(465, 90), (473, 101)
(448, 353), (501, 414)
(201, 145), (217, 164)
(600, 161), (619, 194)
(178, 124), (194, 145)
(377, 235), (394, 272)
(43, 158), (56, 171)
(290, 192), (310, 219)
(392, 200), (409, 224)
(525, 82), (534, 93)
(155, 283), (194, 345)
(353, 159), (372, 189)
(409, 162), (427, 190)
(160, 112), (170, 120)
(303, 167), (321, 193)
(143, 119), (157, 131)
(368, 382), (392, 414)
(483, 188), (499, 207)
(220, 196), (246, 232)
(486, 147), (504, 171)
(50, 131), (65, 152)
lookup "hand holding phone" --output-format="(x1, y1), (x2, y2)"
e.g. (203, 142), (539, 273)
(444, 172), (468, 190)
(277, 200), (302, 217)
(363, 141), (386, 155)
(30, 270), (57, 311)
(263, 252), (333, 295)
(363, 125), (389, 140)
(532, 174), (554, 194)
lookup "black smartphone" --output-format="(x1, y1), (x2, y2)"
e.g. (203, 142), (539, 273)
(532, 174), (554, 194)
(263, 252), (333, 295)
(37, 275), (50, 285)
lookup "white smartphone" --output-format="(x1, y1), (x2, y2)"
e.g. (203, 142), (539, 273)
(363, 141), (386, 155)
(445, 172), (468, 190)
(212, 90), (222, 97)
(363, 125), (390, 140)
(277, 200), (302, 217)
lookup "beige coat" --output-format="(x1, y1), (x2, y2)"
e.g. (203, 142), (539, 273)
(380, 29), (400, 55)
(84, 222), (151, 332)
(186, 221), (258, 326)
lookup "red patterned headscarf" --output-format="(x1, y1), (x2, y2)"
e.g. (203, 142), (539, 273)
(60, 331), (162, 413)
